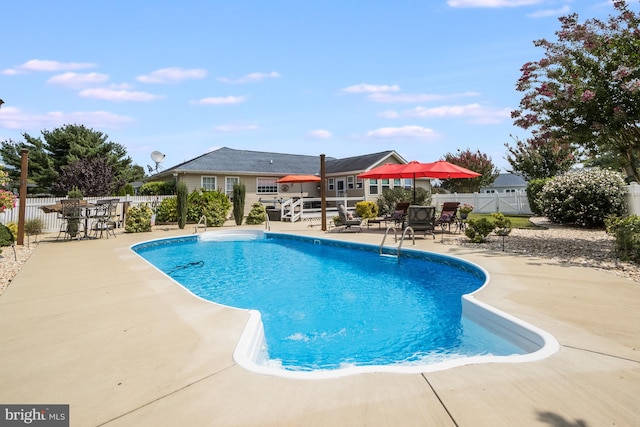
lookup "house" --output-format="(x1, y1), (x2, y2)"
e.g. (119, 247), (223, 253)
(481, 173), (528, 194)
(152, 147), (427, 214)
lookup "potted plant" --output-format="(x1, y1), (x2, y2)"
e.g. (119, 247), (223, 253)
(459, 203), (474, 219)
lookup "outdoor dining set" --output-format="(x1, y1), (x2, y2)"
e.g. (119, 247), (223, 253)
(42, 198), (120, 241)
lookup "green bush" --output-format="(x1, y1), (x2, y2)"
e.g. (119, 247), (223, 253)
(355, 201), (378, 219)
(67, 186), (83, 199)
(537, 168), (627, 228)
(125, 203), (153, 232)
(155, 197), (177, 222)
(491, 212), (512, 236)
(25, 218), (44, 236)
(606, 215), (640, 263)
(0, 223), (14, 249)
(246, 202), (267, 225)
(5, 222), (18, 240)
(526, 178), (551, 216)
(376, 187), (430, 216)
(139, 181), (175, 196)
(118, 183), (135, 196)
(176, 181), (188, 229)
(187, 189), (231, 227)
(232, 182), (246, 226)
(464, 218), (495, 243)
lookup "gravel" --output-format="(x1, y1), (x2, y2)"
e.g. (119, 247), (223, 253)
(443, 217), (640, 282)
(0, 218), (638, 297)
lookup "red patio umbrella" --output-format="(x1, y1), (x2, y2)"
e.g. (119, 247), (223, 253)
(358, 160), (480, 202)
(276, 174), (321, 197)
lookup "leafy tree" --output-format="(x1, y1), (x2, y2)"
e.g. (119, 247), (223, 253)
(0, 124), (144, 195)
(504, 135), (576, 180)
(52, 157), (115, 196)
(512, 1), (640, 182)
(442, 148), (499, 193)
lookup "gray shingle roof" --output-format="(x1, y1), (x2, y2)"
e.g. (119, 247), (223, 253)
(325, 151), (401, 174)
(158, 147), (401, 177)
(162, 147), (333, 176)
(490, 173), (528, 188)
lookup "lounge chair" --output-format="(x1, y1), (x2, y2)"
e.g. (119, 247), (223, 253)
(435, 202), (460, 232)
(406, 206), (436, 239)
(337, 204), (362, 232)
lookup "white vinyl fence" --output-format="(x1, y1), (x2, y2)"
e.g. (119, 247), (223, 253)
(433, 182), (640, 216)
(1, 195), (172, 233)
(2, 184), (640, 233)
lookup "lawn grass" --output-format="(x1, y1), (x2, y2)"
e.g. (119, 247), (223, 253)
(465, 213), (539, 229)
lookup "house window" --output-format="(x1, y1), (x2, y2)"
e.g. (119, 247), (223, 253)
(369, 179), (379, 195)
(202, 176), (216, 191)
(328, 178), (335, 191)
(347, 176), (355, 190)
(485, 189), (496, 194)
(356, 177), (363, 189)
(257, 177), (278, 194)
(404, 178), (413, 189)
(226, 177), (239, 197)
(381, 179), (390, 192)
(393, 178), (401, 188)
(505, 189), (516, 193)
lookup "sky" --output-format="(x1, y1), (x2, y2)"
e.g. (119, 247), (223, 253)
(0, 0), (633, 174)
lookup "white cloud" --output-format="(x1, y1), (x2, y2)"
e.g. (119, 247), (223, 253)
(527, 5), (570, 17)
(214, 124), (259, 132)
(47, 72), (110, 88)
(191, 96), (246, 105)
(341, 83), (400, 94)
(307, 129), (333, 139)
(368, 91), (479, 103)
(79, 88), (164, 102)
(381, 103), (512, 124)
(0, 106), (133, 129)
(366, 125), (437, 139)
(137, 67), (207, 84)
(3, 59), (96, 75)
(217, 71), (281, 84)
(447, 0), (544, 7)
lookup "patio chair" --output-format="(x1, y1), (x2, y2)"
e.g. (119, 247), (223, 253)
(56, 199), (84, 241)
(406, 206), (436, 239)
(435, 202), (460, 232)
(90, 199), (117, 239)
(337, 204), (362, 232)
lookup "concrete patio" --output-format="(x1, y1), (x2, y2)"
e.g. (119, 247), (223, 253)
(0, 221), (638, 426)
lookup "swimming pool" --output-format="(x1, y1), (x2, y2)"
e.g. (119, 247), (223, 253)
(132, 230), (559, 378)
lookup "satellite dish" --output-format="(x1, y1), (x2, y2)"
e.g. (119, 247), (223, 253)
(149, 151), (165, 174)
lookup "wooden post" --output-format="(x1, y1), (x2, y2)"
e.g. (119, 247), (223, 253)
(320, 154), (327, 231)
(17, 149), (28, 245)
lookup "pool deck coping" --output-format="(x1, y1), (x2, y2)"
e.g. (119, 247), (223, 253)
(0, 221), (638, 426)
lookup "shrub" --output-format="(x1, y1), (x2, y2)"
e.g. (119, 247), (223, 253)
(5, 222), (18, 240)
(119, 183), (135, 196)
(139, 181), (175, 196)
(155, 197), (177, 222)
(355, 201), (378, 219)
(187, 189), (231, 227)
(606, 215), (640, 263)
(526, 178), (551, 216)
(232, 182), (246, 226)
(176, 181), (188, 229)
(376, 187), (431, 216)
(246, 202), (266, 225)
(125, 203), (153, 232)
(464, 218), (495, 243)
(67, 186), (83, 199)
(0, 223), (14, 248)
(537, 168), (627, 228)
(24, 218), (44, 236)
(492, 212), (512, 236)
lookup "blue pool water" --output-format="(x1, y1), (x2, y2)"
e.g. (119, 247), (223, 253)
(133, 232), (527, 371)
